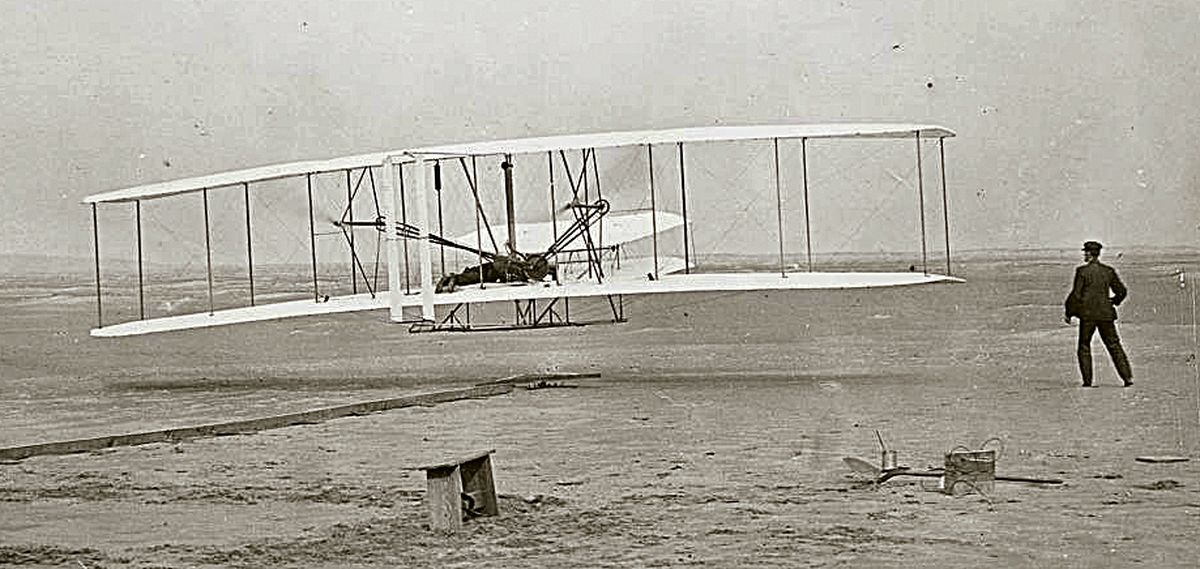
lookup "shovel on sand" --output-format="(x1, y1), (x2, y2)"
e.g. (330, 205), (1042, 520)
(842, 456), (1063, 486)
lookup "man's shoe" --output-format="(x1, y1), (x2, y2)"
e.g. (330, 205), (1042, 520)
(1123, 379), (1134, 387)
(1082, 382), (1094, 388)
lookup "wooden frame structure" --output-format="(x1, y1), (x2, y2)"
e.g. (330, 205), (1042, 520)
(418, 449), (499, 531)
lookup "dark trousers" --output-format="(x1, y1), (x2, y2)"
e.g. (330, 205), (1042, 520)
(1077, 319), (1133, 385)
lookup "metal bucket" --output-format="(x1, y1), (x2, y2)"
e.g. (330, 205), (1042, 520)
(881, 450), (898, 471)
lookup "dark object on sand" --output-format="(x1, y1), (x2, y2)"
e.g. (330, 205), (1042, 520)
(1135, 455), (1189, 464)
(843, 436), (1063, 489)
(1136, 479), (1184, 491)
(842, 457), (1063, 486)
(479, 372), (601, 386)
(525, 380), (578, 390)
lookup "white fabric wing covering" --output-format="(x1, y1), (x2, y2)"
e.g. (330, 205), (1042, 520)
(408, 123), (956, 159)
(83, 123), (954, 204)
(91, 272), (962, 337)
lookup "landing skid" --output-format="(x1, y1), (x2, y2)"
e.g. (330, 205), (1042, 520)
(408, 295), (627, 333)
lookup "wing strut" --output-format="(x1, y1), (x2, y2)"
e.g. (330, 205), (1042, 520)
(772, 138), (786, 278)
(678, 142), (691, 274)
(434, 161), (446, 275)
(398, 165), (410, 294)
(915, 131), (928, 275)
(91, 203), (102, 328)
(135, 200), (145, 320)
(203, 188), (214, 315)
(414, 157), (435, 320)
(502, 155), (516, 251)
(801, 138), (813, 272)
(646, 144), (660, 280)
(547, 151), (558, 249)
(939, 137), (952, 276)
(382, 155), (405, 322)
(306, 174), (320, 302)
(471, 156), (486, 288)
(242, 182), (255, 306)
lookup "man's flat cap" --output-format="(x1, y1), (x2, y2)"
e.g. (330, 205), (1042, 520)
(1082, 241), (1103, 252)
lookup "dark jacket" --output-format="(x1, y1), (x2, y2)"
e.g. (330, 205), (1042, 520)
(1065, 260), (1127, 321)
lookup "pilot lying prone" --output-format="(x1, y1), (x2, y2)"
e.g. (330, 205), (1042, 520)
(436, 249), (557, 293)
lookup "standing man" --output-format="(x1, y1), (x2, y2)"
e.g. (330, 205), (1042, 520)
(1064, 241), (1133, 387)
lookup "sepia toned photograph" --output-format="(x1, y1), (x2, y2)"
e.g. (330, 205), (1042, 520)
(2, 1), (1198, 567)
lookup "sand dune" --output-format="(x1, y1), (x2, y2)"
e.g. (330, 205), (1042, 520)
(2, 254), (1199, 567)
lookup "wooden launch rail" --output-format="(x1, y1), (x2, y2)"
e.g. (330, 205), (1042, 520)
(0, 383), (512, 462)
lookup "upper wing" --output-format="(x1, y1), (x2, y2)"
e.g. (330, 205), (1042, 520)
(82, 123), (955, 204)
(82, 151), (395, 204)
(405, 123), (955, 160)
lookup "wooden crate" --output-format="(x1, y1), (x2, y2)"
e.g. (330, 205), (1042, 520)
(419, 449), (498, 531)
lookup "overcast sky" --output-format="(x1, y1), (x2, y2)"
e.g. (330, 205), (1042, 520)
(2, 0), (1198, 263)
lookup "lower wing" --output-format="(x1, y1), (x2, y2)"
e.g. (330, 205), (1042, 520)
(91, 270), (961, 337)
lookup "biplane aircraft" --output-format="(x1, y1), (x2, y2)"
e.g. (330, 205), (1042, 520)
(83, 123), (963, 337)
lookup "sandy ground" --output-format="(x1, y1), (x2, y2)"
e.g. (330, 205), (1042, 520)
(2, 252), (1200, 567)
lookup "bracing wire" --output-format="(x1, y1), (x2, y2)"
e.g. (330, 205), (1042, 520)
(690, 143), (773, 253)
(253, 186), (314, 268)
(829, 163), (917, 255)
